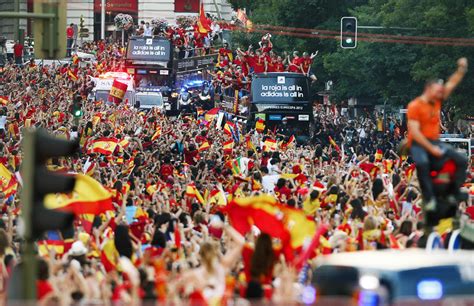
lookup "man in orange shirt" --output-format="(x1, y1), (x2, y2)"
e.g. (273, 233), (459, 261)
(407, 57), (468, 209)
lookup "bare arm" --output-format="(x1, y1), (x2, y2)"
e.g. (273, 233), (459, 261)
(407, 120), (441, 156)
(444, 57), (468, 100)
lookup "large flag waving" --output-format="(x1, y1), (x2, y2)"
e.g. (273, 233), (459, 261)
(88, 137), (119, 155)
(44, 174), (113, 215)
(108, 79), (128, 103)
(226, 195), (317, 260)
(197, 2), (212, 34)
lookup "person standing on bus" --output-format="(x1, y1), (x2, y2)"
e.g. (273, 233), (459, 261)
(301, 51), (318, 83)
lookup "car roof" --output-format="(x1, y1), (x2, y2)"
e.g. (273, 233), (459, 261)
(315, 249), (474, 271)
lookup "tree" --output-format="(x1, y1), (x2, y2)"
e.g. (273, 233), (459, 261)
(231, 0), (474, 117)
(323, 0), (474, 115)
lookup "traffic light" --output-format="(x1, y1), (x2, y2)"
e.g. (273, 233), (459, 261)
(21, 128), (78, 241)
(72, 95), (83, 118)
(340, 17), (358, 49)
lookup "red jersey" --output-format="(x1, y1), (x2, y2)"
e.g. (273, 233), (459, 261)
(66, 26), (74, 39)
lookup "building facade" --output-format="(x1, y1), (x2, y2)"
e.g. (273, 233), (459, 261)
(1, 0), (232, 41)
(67, 0), (233, 42)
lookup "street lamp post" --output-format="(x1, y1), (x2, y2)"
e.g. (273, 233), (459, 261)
(101, 0), (105, 40)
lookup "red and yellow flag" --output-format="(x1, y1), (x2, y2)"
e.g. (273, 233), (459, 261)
(197, 2), (212, 34)
(101, 239), (119, 273)
(246, 136), (256, 152)
(223, 140), (234, 154)
(0, 164), (18, 197)
(0, 96), (9, 106)
(151, 127), (162, 141)
(108, 79), (128, 103)
(88, 137), (119, 155)
(67, 69), (78, 81)
(44, 174), (114, 215)
(186, 183), (205, 205)
(328, 136), (341, 153)
(198, 140), (210, 152)
(255, 119), (265, 133)
(263, 138), (277, 152)
(37, 240), (65, 257)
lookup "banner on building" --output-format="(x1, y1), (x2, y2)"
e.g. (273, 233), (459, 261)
(175, 0), (199, 13)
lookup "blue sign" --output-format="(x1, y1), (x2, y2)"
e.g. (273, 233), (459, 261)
(269, 114), (282, 121)
(125, 206), (138, 224)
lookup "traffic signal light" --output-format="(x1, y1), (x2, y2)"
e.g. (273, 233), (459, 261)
(340, 17), (358, 49)
(72, 95), (83, 118)
(21, 128), (78, 241)
(33, 0), (67, 59)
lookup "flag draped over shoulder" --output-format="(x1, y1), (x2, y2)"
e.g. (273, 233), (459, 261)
(108, 79), (128, 103)
(88, 137), (119, 155)
(0, 164), (18, 197)
(44, 174), (113, 215)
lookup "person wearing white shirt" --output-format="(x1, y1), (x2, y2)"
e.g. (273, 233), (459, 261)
(144, 22), (153, 37)
(261, 167), (280, 193)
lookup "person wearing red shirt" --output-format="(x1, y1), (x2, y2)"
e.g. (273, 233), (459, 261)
(12, 41), (23, 66)
(274, 55), (286, 72)
(301, 51), (319, 82)
(288, 51), (302, 73)
(66, 23), (75, 57)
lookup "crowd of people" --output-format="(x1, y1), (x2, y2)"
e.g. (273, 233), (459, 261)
(0, 18), (473, 306)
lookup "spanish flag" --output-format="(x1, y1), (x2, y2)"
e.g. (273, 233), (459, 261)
(198, 141), (210, 152)
(223, 140), (234, 154)
(0, 96), (8, 106)
(101, 239), (119, 273)
(204, 108), (220, 122)
(328, 136), (341, 153)
(72, 54), (79, 65)
(44, 174), (114, 215)
(88, 137), (119, 155)
(151, 127), (162, 141)
(0, 164), (18, 197)
(246, 136), (256, 152)
(209, 189), (226, 206)
(37, 240), (65, 257)
(197, 2), (212, 34)
(226, 195), (317, 260)
(146, 183), (158, 195)
(375, 149), (383, 162)
(263, 138), (277, 152)
(224, 122), (236, 136)
(67, 69), (78, 81)
(186, 183), (205, 205)
(255, 119), (265, 133)
(108, 79), (128, 103)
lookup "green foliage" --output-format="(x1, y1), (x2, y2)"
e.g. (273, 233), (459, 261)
(231, 0), (474, 116)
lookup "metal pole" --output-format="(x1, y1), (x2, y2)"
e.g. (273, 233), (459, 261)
(49, 18), (54, 58)
(101, 0), (105, 40)
(121, 29), (124, 46)
(21, 130), (37, 301)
